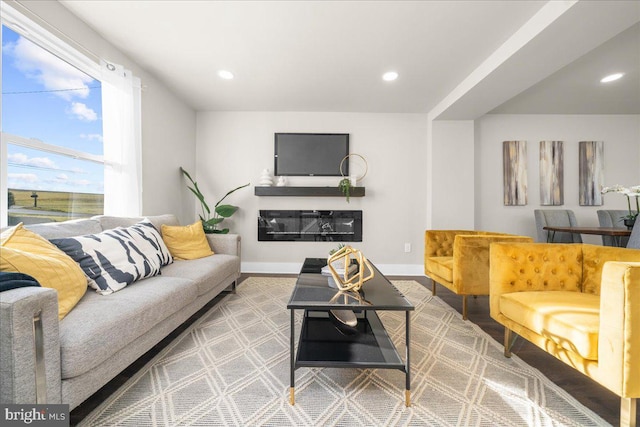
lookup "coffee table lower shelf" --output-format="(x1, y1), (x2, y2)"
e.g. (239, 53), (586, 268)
(290, 310), (410, 406)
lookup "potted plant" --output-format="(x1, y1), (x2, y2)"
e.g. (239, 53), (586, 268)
(601, 184), (640, 229)
(338, 178), (352, 202)
(338, 153), (368, 203)
(329, 243), (346, 256)
(180, 167), (249, 233)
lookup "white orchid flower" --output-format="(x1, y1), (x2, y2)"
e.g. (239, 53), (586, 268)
(601, 184), (627, 194)
(627, 186), (640, 197)
(601, 184), (640, 222)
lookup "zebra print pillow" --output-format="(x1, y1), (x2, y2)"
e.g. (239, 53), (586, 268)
(51, 219), (173, 295)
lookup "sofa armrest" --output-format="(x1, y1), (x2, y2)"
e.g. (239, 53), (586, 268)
(489, 242), (583, 320)
(206, 233), (241, 257)
(453, 234), (533, 295)
(598, 261), (640, 398)
(0, 287), (62, 404)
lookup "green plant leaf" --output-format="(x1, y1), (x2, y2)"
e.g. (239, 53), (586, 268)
(203, 217), (224, 226)
(182, 167), (211, 216)
(215, 183), (250, 207)
(215, 204), (239, 218)
(180, 167), (195, 185)
(187, 186), (211, 215)
(210, 228), (229, 234)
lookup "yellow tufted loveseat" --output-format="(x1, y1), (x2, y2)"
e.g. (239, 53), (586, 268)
(490, 242), (640, 427)
(424, 230), (533, 319)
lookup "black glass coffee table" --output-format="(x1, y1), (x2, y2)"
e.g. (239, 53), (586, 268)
(287, 257), (415, 406)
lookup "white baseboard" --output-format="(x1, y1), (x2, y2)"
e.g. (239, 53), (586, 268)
(242, 262), (302, 274)
(242, 262), (423, 276)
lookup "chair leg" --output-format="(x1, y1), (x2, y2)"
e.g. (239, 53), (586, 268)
(504, 328), (517, 358)
(621, 397), (637, 427)
(462, 295), (468, 320)
(431, 280), (437, 296)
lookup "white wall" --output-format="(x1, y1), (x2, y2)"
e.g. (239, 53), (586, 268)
(196, 111), (428, 274)
(429, 120), (475, 229)
(18, 1), (197, 224)
(475, 114), (640, 243)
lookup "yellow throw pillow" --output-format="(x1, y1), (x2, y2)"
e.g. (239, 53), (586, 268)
(0, 223), (87, 319)
(161, 221), (214, 260)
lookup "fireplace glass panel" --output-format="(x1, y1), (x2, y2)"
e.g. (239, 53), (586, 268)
(258, 210), (362, 242)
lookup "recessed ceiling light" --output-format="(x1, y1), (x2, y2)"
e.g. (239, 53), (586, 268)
(600, 73), (624, 83)
(218, 70), (234, 80)
(382, 71), (398, 82)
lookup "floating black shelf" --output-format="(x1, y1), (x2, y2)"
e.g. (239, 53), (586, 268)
(254, 186), (365, 197)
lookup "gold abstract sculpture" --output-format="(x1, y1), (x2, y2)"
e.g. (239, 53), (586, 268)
(326, 245), (374, 292)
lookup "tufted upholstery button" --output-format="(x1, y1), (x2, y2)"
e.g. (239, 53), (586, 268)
(559, 256), (564, 261)
(510, 281), (515, 286)
(560, 281), (564, 288)
(528, 255), (534, 261)
(526, 279), (532, 286)
(534, 268), (540, 273)
(519, 268), (525, 274)
(543, 256), (548, 261)
(551, 269), (556, 274)
(543, 281), (548, 286)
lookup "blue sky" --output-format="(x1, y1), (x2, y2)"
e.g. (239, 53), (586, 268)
(2, 24), (104, 194)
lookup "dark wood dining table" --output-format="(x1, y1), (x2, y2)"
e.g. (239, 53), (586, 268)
(543, 226), (632, 247)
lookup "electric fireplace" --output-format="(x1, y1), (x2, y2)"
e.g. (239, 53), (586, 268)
(258, 210), (362, 242)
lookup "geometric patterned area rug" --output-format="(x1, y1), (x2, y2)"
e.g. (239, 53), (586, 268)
(79, 277), (609, 427)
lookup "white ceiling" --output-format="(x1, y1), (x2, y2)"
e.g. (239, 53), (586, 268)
(59, 0), (640, 116)
(490, 22), (640, 115)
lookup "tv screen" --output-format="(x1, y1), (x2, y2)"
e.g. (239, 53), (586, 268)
(274, 133), (349, 176)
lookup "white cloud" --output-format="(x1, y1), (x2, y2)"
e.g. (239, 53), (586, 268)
(8, 173), (39, 183)
(70, 102), (97, 121)
(8, 152), (57, 169)
(80, 133), (104, 142)
(4, 36), (94, 100)
(45, 175), (90, 187)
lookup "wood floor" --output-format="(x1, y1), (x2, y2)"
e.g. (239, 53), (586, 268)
(70, 274), (632, 426)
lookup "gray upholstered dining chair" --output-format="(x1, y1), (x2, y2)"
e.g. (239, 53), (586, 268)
(627, 220), (640, 249)
(534, 209), (582, 243)
(597, 209), (633, 247)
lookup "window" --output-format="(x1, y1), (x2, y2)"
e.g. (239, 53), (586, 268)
(1, 17), (104, 226)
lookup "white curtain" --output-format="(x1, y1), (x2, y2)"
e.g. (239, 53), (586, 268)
(101, 60), (142, 216)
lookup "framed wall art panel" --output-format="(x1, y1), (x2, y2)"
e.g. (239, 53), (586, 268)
(503, 140), (527, 206)
(539, 140), (564, 206)
(579, 141), (604, 206)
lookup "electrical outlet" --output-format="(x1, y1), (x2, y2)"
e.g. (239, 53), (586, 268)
(404, 243), (411, 253)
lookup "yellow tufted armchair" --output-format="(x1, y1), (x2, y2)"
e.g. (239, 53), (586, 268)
(490, 242), (640, 427)
(424, 230), (533, 319)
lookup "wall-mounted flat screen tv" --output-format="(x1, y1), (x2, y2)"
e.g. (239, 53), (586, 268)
(274, 133), (349, 176)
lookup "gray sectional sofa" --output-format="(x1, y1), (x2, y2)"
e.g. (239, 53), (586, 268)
(0, 214), (241, 410)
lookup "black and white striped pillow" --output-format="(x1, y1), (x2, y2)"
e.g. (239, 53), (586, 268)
(51, 219), (173, 295)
